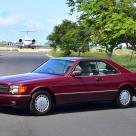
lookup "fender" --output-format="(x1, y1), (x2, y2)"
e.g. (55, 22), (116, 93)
(30, 85), (54, 95)
(118, 82), (135, 92)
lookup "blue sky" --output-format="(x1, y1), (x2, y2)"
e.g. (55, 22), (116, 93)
(0, 0), (77, 44)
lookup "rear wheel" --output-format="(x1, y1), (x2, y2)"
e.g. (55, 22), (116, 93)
(115, 87), (133, 108)
(29, 91), (53, 115)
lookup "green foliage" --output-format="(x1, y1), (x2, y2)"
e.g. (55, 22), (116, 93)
(47, 20), (77, 51)
(47, 19), (89, 56)
(67, 0), (136, 58)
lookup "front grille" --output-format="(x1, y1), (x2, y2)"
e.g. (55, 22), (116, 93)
(0, 84), (9, 92)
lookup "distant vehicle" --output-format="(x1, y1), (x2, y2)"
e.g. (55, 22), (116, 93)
(0, 57), (136, 115)
(18, 31), (36, 49)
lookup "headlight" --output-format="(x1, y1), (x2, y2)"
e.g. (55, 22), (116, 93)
(10, 85), (27, 94)
(10, 85), (19, 93)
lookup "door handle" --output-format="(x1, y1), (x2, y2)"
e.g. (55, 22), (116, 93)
(96, 77), (104, 81)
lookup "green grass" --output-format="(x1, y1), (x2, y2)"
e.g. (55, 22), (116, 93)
(37, 46), (52, 49)
(48, 48), (136, 72)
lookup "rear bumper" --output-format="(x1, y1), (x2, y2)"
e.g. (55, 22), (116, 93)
(0, 94), (31, 107)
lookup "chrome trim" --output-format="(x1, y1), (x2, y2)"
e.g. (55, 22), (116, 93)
(0, 84), (9, 91)
(0, 94), (30, 97)
(55, 90), (117, 96)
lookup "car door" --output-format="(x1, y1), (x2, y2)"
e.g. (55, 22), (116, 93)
(69, 60), (104, 102)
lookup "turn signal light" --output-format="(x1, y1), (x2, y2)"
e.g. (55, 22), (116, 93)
(18, 86), (27, 94)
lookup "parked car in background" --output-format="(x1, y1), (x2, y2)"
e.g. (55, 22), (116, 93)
(0, 57), (136, 115)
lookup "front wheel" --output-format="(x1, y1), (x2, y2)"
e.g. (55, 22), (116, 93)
(29, 91), (52, 115)
(115, 87), (133, 108)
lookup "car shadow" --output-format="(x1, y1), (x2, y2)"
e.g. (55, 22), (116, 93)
(0, 107), (30, 116)
(52, 101), (136, 115)
(0, 101), (136, 117)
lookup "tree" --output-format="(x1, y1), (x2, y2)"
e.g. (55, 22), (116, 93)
(67, 0), (136, 58)
(61, 25), (90, 56)
(47, 19), (90, 56)
(47, 20), (77, 51)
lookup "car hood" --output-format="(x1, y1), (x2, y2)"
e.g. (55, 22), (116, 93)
(0, 73), (62, 84)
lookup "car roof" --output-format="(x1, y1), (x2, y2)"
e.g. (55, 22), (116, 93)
(52, 57), (106, 61)
(52, 57), (110, 62)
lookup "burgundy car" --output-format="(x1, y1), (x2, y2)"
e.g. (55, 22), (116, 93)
(0, 57), (136, 115)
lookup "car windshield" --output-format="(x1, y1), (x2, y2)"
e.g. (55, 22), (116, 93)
(33, 59), (73, 75)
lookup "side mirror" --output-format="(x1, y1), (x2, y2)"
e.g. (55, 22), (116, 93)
(72, 70), (81, 77)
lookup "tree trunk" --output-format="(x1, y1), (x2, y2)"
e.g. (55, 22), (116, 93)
(78, 51), (81, 57)
(106, 49), (113, 59)
(130, 50), (134, 61)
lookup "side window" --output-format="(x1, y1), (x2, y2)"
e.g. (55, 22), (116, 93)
(72, 60), (119, 76)
(90, 61), (99, 75)
(72, 61), (99, 76)
(97, 61), (119, 75)
(73, 61), (91, 76)
(74, 65), (82, 71)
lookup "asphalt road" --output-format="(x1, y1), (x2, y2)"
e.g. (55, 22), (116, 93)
(0, 52), (48, 76)
(0, 52), (136, 136)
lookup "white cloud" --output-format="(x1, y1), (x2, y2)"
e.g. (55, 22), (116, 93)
(24, 20), (45, 30)
(47, 17), (76, 26)
(47, 19), (63, 26)
(0, 14), (24, 26)
(46, 17), (77, 33)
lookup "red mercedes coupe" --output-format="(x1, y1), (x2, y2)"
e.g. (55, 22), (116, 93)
(0, 57), (136, 115)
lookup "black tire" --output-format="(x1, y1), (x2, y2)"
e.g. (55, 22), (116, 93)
(29, 91), (53, 115)
(115, 87), (133, 108)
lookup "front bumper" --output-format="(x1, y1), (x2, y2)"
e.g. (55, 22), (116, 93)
(0, 94), (31, 107)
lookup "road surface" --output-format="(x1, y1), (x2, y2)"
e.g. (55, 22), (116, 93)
(0, 52), (136, 136)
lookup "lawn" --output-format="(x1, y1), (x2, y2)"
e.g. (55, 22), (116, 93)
(48, 48), (136, 72)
